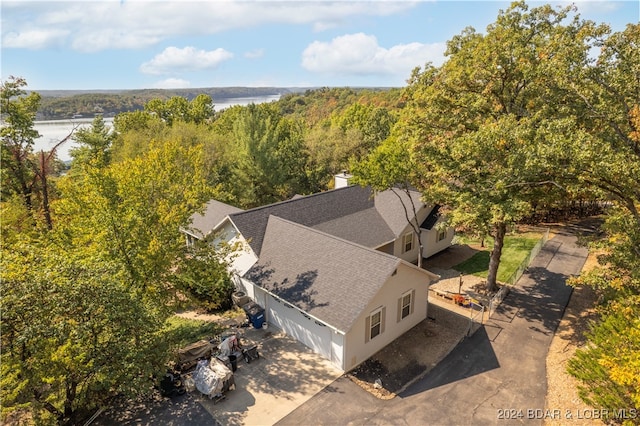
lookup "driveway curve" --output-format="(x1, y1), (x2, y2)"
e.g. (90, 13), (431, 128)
(278, 226), (591, 426)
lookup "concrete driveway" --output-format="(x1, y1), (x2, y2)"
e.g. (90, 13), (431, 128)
(96, 326), (342, 426)
(196, 327), (342, 426)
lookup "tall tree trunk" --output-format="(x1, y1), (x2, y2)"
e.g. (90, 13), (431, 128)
(486, 221), (507, 293)
(64, 380), (77, 421)
(39, 151), (53, 230)
(390, 186), (424, 268)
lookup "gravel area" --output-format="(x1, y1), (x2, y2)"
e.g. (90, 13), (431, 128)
(544, 251), (601, 425)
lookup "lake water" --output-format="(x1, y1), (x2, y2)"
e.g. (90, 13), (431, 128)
(32, 94), (281, 161)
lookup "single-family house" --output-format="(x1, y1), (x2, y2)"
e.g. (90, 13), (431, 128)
(183, 178), (453, 371)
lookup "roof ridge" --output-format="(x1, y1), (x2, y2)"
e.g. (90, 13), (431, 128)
(267, 215), (401, 264)
(229, 185), (369, 218)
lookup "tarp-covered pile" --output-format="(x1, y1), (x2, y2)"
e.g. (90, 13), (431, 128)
(193, 358), (233, 397)
(178, 340), (214, 371)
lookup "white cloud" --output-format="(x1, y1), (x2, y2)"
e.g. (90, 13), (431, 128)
(140, 46), (234, 75)
(244, 49), (265, 59)
(301, 33), (445, 77)
(152, 78), (191, 89)
(1, 1), (418, 51)
(2, 29), (69, 49)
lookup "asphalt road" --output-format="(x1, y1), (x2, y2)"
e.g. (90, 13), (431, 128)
(278, 229), (590, 426)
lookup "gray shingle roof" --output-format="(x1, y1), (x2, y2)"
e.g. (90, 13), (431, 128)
(374, 187), (425, 236)
(311, 208), (395, 247)
(229, 185), (374, 256)
(244, 216), (401, 332)
(187, 200), (243, 238)
(227, 185), (427, 256)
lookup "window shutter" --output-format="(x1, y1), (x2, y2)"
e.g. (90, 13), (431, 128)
(397, 297), (402, 323)
(410, 289), (416, 315)
(380, 307), (386, 334)
(365, 315), (370, 343)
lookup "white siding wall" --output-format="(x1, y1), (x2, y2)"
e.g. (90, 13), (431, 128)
(394, 206), (431, 264)
(392, 208), (454, 263)
(239, 277), (257, 301)
(240, 278), (346, 370)
(212, 220), (258, 276)
(422, 219), (455, 259)
(343, 263), (432, 370)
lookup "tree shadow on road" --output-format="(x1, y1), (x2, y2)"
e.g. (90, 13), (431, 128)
(398, 326), (500, 397)
(96, 393), (219, 426)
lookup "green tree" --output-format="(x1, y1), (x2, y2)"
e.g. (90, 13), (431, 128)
(144, 95), (214, 126)
(400, 2), (592, 292)
(567, 23), (640, 231)
(2, 77), (76, 229)
(230, 103), (308, 206)
(1, 137), (233, 424)
(0, 239), (167, 425)
(69, 115), (114, 168)
(332, 103), (395, 154)
(1, 76), (40, 211)
(567, 209), (640, 415)
(304, 124), (365, 191)
(55, 140), (215, 296)
(172, 239), (235, 312)
(353, 135), (428, 267)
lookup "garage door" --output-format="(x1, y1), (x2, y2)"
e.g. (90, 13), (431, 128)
(266, 294), (333, 361)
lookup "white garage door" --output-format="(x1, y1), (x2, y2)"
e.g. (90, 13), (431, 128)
(266, 294), (333, 362)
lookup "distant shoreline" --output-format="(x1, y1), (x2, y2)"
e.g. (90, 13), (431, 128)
(33, 87), (310, 98)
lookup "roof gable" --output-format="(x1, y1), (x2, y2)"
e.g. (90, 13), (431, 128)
(374, 187), (425, 236)
(230, 185), (374, 256)
(244, 216), (401, 332)
(187, 200), (243, 238)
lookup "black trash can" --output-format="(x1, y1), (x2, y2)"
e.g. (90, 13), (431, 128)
(228, 354), (238, 372)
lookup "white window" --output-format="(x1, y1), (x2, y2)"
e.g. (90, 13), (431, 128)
(437, 228), (447, 242)
(397, 289), (415, 322)
(365, 307), (386, 343)
(402, 232), (413, 253)
(370, 310), (381, 339)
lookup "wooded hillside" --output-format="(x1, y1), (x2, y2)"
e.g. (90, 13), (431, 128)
(35, 86), (309, 120)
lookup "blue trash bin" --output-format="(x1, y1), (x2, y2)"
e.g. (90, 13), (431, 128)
(251, 312), (265, 329)
(243, 302), (265, 329)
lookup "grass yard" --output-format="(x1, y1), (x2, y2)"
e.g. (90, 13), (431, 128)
(453, 232), (543, 283)
(163, 316), (222, 349)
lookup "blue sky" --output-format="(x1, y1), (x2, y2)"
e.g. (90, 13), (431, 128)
(2, 1), (638, 91)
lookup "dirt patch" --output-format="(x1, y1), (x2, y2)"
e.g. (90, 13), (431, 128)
(544, 230), (602, 425)
(347, 304), (469, 399)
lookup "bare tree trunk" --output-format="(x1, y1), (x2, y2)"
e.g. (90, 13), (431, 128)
(32, 131), (75, 230)
(38, 151), (53, 230)
(390, 186), (424, 268)
(64, 380), (77, 421)
(486, 221), (506, 293)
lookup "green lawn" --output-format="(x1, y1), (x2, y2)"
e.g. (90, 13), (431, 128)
(163, 316), (222, 349)
(453, 233), (543, 283)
